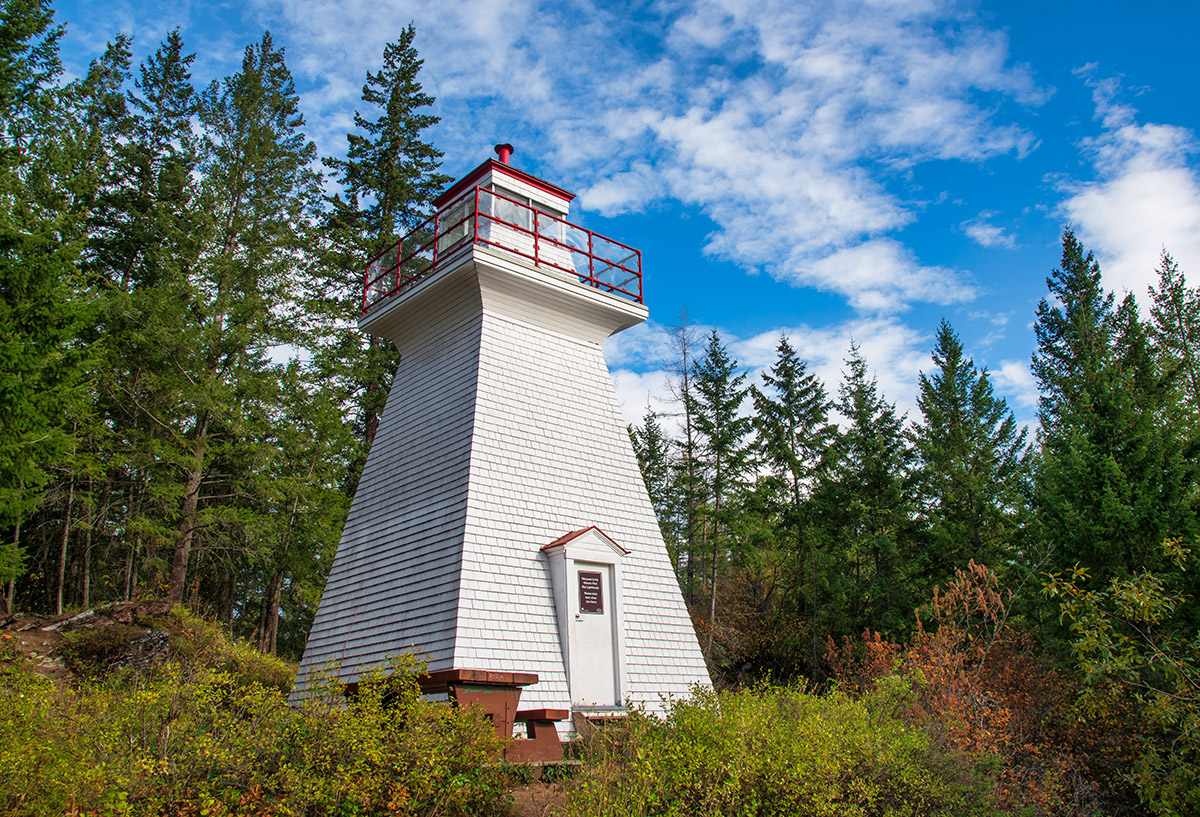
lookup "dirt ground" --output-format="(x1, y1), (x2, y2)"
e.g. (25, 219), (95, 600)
(1, 599), (173, 686)
(508, 782), (568, 817)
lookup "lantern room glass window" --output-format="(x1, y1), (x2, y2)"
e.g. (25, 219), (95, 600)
(438, 194), (474, 255)
(487, 184), (533, 231)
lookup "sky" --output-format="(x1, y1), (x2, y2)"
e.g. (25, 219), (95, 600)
(52, 0), (1200, 432)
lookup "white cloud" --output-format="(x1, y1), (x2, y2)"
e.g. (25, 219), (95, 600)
(961, 212), (1017, 249)
(601, 320), (680, 370)
(247, 0), (1045, 314)
(992, 359), (1039, 412)
(794, 239), (973, 312)
(1061, 72), (1200, 300)
(606, 314), (932, 429)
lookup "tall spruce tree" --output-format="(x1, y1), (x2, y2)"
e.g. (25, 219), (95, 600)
(0, 0), (81, 606)
(250, 363), (352, 655)
(1149, 251), (1200, 432)
(163, 32), (320, 604)
(911, 320), (1030, 586)
(688, 330), (753, 653)
(88, 29), (198, 291)
(666, 310), (703, 601)
(629, 406), (678, 552)
(751, 335), (834, 669)
(810, 344), (918, 637)
(88, 31), (203, 605)
(1033, 229), (1197, 583)
(318, 25), (449, 470)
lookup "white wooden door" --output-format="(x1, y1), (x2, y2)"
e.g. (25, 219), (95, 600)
(570, 561), (617, 706)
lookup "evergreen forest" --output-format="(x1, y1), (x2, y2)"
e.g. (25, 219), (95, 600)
(3, 0), (1200, 813)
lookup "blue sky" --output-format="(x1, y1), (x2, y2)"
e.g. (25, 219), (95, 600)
(53, 0), (1200, 431)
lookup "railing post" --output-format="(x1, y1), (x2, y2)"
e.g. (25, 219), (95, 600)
(474, 186), (480, 247)
(394, 239), (402, 295)
(432, 211), (439, 270)
(588, 231), (594, 285)
(361, 264), (369, 315)
(533, 208), (540, 267)
(637, 250), (643, 303)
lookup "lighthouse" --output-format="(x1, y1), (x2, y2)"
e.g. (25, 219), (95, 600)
(293, 146), (710, 737)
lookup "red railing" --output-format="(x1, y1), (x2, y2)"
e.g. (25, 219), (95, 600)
(362, 186), (643, 315)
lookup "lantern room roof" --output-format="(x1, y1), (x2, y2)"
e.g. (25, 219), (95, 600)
(433, 158), (576, 209)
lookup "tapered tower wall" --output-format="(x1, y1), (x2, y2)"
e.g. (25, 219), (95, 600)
(294, 274), (483, 692)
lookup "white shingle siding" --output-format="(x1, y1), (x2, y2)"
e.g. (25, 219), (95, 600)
(293, 243), (710, 713)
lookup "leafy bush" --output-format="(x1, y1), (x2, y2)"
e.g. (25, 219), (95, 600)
(565, 680), (994, 817)
(0, 626), (512, 816)
(1046, 539), (1200, 816)
(830, 562), (1132, 815)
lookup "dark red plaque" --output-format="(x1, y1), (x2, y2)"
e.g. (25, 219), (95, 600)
(578, 571), (603, 614)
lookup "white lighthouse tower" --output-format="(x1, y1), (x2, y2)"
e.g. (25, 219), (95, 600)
(294, 146), (710, 737)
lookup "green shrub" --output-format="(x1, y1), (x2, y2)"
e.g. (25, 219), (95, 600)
(220, 639), (295, 692)
(0, 645), (512, 816)
(567, 679), (995, 817)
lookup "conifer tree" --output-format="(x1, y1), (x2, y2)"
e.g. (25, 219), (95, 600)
(81, 32), (203, 603)
(89, 28), (198, 291)
(1033, 229), (1197, 583)
(911, 320), (1030, 585)
(666, 310), (704, 601)
(1149, 251), (1200, 431)
(751, 335), (834, 668)
(753, 335), (833, 512)
(164, 32), (320, 604)
(688, 330), (753, 652)
(318, 25), (449, 464)
(810, 344), (918, 636)
(250, 363), (352, 654)
(0, 0), (79, 604)
(629, 406), (678, 551)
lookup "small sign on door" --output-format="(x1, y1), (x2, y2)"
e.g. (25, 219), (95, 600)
(578, 571), (603, 614)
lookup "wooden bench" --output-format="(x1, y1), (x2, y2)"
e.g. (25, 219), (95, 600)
(511, 708), (569, 762)
(415, 669), (565, 762)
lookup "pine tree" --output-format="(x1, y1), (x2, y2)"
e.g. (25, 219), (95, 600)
(317, 25), (449, 465)
(81, 31), (202, 606)
(751, 334), (834, 669)
(666, 310), (703, 601)
(753, 335), (833, 511)
(688, 330), (753, 654)
(0, 0), (79, 606)
(911, 320), (1030, 586)
(1149, 251), (1200, 431)
(629, 406), (678, 552)
(88, 28), (198, 291)
(250, 363), (352, 656)
(163, 32), (320, 604)
(1033, 229), (1197, 583)
(810, 344), (918, 637)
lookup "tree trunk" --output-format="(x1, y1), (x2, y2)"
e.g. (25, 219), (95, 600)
(82, 525), (91, 608)
(259, 567), (284, 655)
(123, 538), (136, 602)
(707, 504), (720, 656)
(3, 521), (17, 615)
(56, 476), (74, 615)
(168, 413), (209, 605)
(81, 475), (96, 608)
